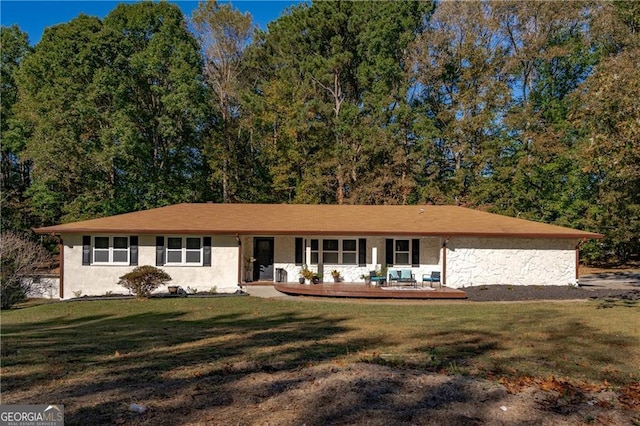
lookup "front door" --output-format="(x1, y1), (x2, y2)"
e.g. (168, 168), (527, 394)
(253, 237), (274, 281)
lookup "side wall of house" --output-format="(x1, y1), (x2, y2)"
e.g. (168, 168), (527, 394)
(446, 237), (577, 288)
(61, 234), (239, 299)
(26, 276), (60, 299)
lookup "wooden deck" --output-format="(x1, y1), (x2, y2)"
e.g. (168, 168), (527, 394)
(272, 282), (467, 299)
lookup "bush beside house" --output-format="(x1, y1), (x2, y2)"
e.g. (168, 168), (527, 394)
(118, 265), (172, 299)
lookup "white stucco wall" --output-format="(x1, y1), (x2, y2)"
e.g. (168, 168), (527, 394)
(61, 233), (576, 294)
(445, 237), (577, 288)
(61, 234), (240, 299)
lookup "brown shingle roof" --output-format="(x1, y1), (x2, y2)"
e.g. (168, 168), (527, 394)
(33, 203), (602, 239)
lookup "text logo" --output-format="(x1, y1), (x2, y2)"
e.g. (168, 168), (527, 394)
(0, 405), (64, 426)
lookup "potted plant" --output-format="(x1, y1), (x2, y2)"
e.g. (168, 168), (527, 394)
(331, 269), (341, 283)
(300, 265), (315, 284)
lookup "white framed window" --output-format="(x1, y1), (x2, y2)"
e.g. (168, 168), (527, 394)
(308, 238), (359, 265)
(113, 237), (129, 263)
(167, 237), (183, 263)
(342, 239), (357, 264)
(322, 239), (339, 264)
(166, 237), (203, 265)
(394, 239), (410, 265)
(93, 236), (129, 265)
(93, 237), (110, 263)
(185, 237), (202, 263)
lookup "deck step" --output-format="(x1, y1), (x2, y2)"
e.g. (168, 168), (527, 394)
(273, 283), (467, 299)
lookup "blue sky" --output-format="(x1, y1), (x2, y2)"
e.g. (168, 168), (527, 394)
(1, 1), (300, 45)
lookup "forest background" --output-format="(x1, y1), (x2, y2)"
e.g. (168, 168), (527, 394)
(1, 0), (638, 263)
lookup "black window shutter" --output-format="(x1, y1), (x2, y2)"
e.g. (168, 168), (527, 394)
(82, 236), (91, 265)
(295, 238), (303, 265)
(385, 239), (394, 266)
(155, 236), (165, 266)
(412, 239), (420, 267)
(203, 236), (212, 266)
(130, 236), (139, 266)
(358, 238), (366, 266)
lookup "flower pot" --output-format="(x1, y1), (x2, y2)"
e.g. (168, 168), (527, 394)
(299, 277), (305, 284)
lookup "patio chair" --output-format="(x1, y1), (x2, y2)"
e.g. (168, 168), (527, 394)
(422, 271), (441, 288)
(369, 271), (387, 286)
(388, 269), (400, 284)
(398, 269), (417, 287)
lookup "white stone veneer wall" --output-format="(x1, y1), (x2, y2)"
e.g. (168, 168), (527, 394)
(446, 237), (577, 288)
(61, 234), (240, 299)
(26, 276), (60, 299)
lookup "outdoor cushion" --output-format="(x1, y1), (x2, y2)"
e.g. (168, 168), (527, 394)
(422, 271), (441, 288)
(423, 271), (441, 282)
(369, 271), (387, 285)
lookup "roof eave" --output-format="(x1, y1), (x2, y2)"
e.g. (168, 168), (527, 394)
(34, 227), (603, 239)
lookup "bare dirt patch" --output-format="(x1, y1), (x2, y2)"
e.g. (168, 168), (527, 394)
(103, 363), (638, 425)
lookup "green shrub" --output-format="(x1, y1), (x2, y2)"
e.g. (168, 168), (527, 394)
(118, 266), (171, 299)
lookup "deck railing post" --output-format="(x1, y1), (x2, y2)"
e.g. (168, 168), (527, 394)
(442, 236), (450, 287)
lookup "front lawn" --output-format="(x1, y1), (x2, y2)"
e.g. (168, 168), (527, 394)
(1, 297), (638, 424)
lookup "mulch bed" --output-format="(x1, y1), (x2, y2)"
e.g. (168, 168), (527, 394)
(464, 285), (640, 302)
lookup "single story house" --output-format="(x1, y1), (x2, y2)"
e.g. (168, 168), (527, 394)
(34, 203), (602, 299)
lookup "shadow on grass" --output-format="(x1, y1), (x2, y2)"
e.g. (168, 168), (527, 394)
(295, 374), (504, 426)
(595, 298), (639, 309)
(381, 306), (640, 388)
(1, 301), (380, 424)
(1, 299), (638, 425)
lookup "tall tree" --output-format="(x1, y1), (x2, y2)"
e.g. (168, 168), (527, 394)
(0, 25), (31, 231)
(102, 2), (210, 211)
(411, 1), (511, 205)
(491, 1), (595, 225)
(191, 0), (265, 203)
(249, 0), (433, 204)
(569, 2), (640, 261)
(411, 1), (595, 221)
(15, 15), (108, 225)
(15, 3), (209, 225)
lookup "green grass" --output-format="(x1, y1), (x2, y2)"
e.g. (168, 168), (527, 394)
(1, 297), (638, 423)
